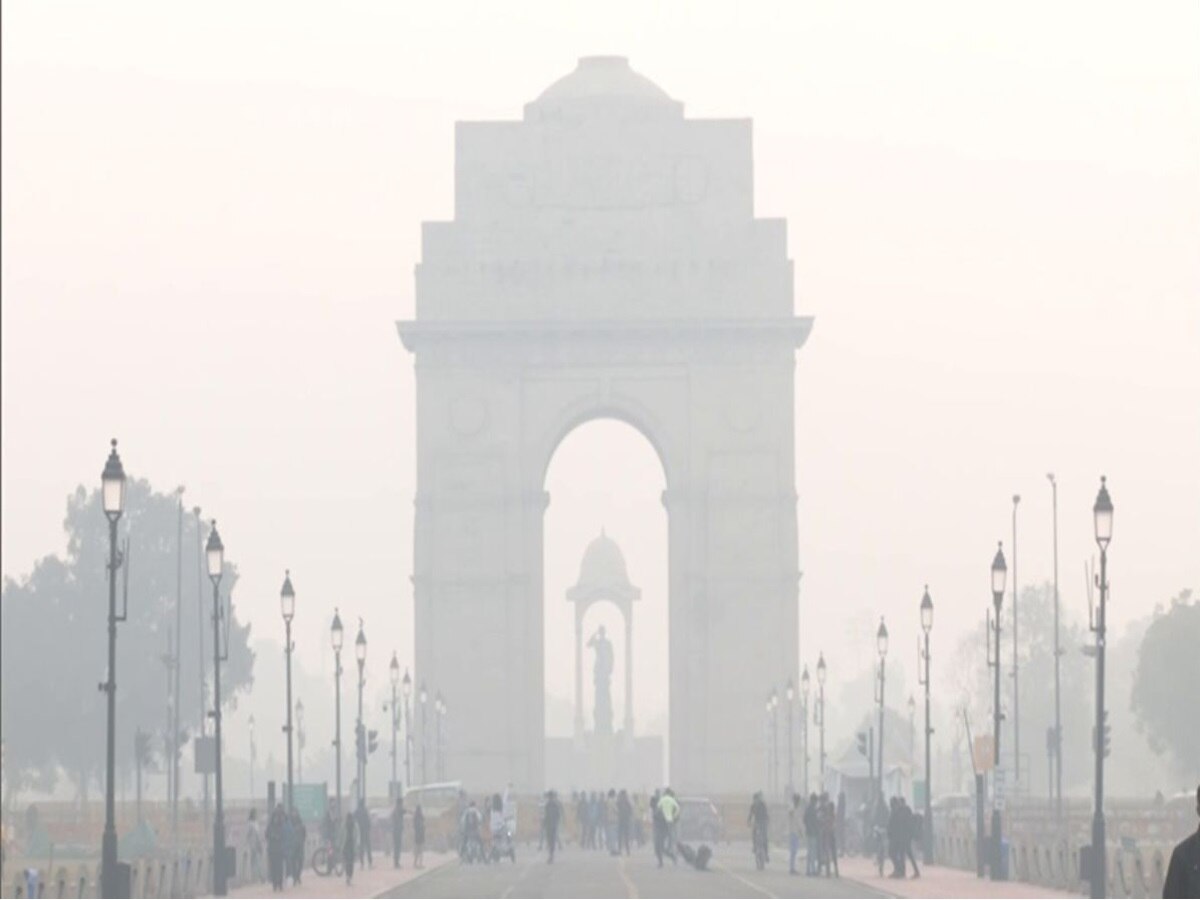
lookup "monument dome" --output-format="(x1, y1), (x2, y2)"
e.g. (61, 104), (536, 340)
(525, 56), (683, 121)
(567, 529), (641, 603)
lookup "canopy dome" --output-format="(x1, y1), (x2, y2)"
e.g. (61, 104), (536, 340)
(525, 56), (683, 122)
(567, 529), (641, 605)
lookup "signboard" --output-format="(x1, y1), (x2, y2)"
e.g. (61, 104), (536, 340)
(194, 736), (216, 774)
(292, 783), (328, 822)
(972, 735), (994, 772)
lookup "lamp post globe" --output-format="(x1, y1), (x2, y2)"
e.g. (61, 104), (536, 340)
(355, 623), (367, 665)
(877, 617), (889, 658)
(991, 542), (1007, 606)
(390, 652), (400, 687)
(206, 523), (224, 582)
(921, 586), (933, 633)
(280, 570), (295, 622)
(816, 653), (826, 685)
(1093, 476), (1113, 549)
(101, 439), (126, 521)
(403, 668), (412, 700)
(331, 610), (344, 651)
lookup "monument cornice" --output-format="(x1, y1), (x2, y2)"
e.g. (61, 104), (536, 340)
(397, 316), (813, 353)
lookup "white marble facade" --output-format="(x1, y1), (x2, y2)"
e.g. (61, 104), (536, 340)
(399, 57), (812, 793)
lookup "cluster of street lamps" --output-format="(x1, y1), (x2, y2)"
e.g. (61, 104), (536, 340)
(765, 652), (826, 801)
(95, 440), (442, 898)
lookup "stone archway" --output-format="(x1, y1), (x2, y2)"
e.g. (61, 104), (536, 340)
(399, 56), (812, 792)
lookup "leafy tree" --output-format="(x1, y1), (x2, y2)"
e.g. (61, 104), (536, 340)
(1131, 590), (1200, 779)
(1, 478), (255, 805)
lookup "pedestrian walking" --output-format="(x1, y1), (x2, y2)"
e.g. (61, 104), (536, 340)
(265, 803), (286, 891)
(288, 807), (306, 884)
(391, 795), (405, 868)
(1163, 785), (1200, 898)
(342, 812), (357, 886)
(658, 788), (680, 864)
(544, 790), (563, 863)
(900, 798), (920, 878)
(617, 789), (633, 855)
(821, 793), (839, 878)
(412, 805), (426, 869)
(803, 794), (819, 876)
(246, 809), (263, 882)
(356, 799), (373, 868)
(788, 793), (801, 875)
(605, 789), (619, 855)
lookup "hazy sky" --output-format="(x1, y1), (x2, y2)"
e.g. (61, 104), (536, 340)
(3, 2), (1198, 750)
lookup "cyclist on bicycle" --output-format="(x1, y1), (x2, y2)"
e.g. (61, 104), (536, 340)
(748, 791), (770, 864)
(460, 801), (483, 862)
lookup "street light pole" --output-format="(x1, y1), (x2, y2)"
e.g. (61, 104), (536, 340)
(800, 667), (811, 796)
(989, 542), (1008, 881)
(1048, 473), (1063, 823)
(1090, 477), (1113, 899)
(99, 440), (127, 899)
(390, 654), (400, 795)
(281, 571), (295, 811)
(436, 693), (446, 781)
(420, 682), (428, 786)
(919, 586), (934, 863)
(194, 505), (211, 836)
(296, 699), (305, 784)
(770, 687), (779, 797)
(206, 521), (229, 896)
(816, 653), (827, 787)
(876, 619), (889, 802)
(786, 678), (795, 799)
(402, 670), (412, 789)
(355, 621), (367, 805)
(331, 611), (344, 815)
(1012, 494), (1021, 787)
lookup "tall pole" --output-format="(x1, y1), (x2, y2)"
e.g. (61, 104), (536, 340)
(195, 507), (210, 835)
(391, 681), (399, 793)
(772, 698), (779, 797)
(1048, 473), (1062, 823)
(802, 694), (809, 796)
(357, 660), (365, 804)
(208, 525), (228, 897)
(421, 685), (428, 787)
(173, 488), (183, 848)
(1091, 544), (1108, 898)
(919, 585), (934, 865)
(100, 512), (121, 897)
(990, 541), (1006, 882)
(403, 689), (412, 789)
(1012, 495), (1020, 785)
(334, 648), (343, 815)
(877, 659), (886, 800)
(818, 683), (826, 785)
(1090, 475), (1113, 900)
(284, 617), (294, 811)
(787, 689), (795, 799)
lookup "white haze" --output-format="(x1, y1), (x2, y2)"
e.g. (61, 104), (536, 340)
(2, 1), (1198, 780)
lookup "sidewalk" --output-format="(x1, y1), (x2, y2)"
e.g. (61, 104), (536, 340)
(839, 855), (1081, 899)
(225, 853), (452, 899)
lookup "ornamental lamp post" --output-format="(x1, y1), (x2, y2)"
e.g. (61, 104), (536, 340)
(331, 609), (344, 815)
(1089, 477), (1113, 899)
(280, 570), (296, 811)
(876, 619), (889, 802)
(420, 681), (429, 786)
(355, 621), (367, 804)
(919, 585), (934, 863)
(206, 521), (229, 896)
(436, 692), (446, 780)
(770, 687), (779, 796)
(786, 677), (795, 800)
(389, 653), (401, 795)
(800, 666), (811, 796)
(402, 669), (413, 789)
(989, 541), (1008, 880)
(99, 440), (127, 900)
(816, 653), (827, 785)
(295, 699), (305, 784)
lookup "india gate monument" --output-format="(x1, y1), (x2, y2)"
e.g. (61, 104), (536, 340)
(398, 56), (812, 793)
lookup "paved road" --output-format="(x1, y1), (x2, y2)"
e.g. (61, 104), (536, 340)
(380, 844), (888, 898)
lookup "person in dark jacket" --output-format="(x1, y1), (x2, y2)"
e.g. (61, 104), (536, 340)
(288, 808), (306, 884)
(342, 812), (357, 886)
(617, 790), (633, 855)
(265, 804), (286, 891)
(1164, 785), (1200, 899)
(391, 796), (405, 868)
(356, 799), (373, 867)
(544, 790), (563, 863)
(413, 805), (426, 868)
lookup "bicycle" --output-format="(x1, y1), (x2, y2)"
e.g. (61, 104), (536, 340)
(312, 842), (344, 878)
(752, 822), (768, 870)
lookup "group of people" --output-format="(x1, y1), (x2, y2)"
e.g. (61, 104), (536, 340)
(792, 792), (841, 877)
(245, 805), (307, 892)
(871, 795), (921, 879)
(456, 790), (515, 863)
(318, 797), (426, 886)
(571, 789), (640, 855)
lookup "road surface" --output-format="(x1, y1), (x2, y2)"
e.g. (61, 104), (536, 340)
(380, 844), (886, 898)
